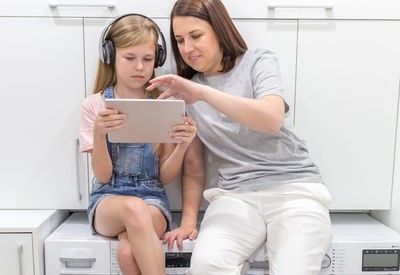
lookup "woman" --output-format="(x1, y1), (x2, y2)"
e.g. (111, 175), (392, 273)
(149, 1), (332, 275)
(79, 14), (197, 275)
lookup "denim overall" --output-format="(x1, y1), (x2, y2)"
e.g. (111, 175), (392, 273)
(87, 86), (171, 234)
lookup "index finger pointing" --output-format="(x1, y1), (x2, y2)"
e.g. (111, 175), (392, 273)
(146, 82), (160, 91)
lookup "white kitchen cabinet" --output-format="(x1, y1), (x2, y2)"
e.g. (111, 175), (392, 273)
(0, 17), (89, 209)
(0, 234), (34, 275)
(0, 210), (69, 275)
(0, 0), (176, 18)
(2, 0), (400, 19)
(295, 20), (400, 210)
(224, 0), (400, 20)
(3, 0), (400, 20)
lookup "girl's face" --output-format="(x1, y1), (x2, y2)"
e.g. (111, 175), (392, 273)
(173, 16), (223, 77)
(114, 40), (156, 91)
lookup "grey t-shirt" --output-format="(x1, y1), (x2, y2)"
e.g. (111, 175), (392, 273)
(186, 48), (323, 191)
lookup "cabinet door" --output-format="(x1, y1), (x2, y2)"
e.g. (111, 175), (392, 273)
(295, 20), (400, 210)
(0, 234), (34, 275)
(0, 17), (88, 209)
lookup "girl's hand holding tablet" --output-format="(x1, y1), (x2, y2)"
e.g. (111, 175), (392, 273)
(93, 108), (126, 137)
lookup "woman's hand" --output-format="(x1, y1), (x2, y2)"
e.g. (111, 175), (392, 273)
(170, 116), (197, 148)
(162, 225), (199, 251)
(147, 74), (204, 104)
(93, 108), (126, 137)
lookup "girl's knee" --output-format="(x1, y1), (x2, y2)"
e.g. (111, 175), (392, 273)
(120, 198), (152, 231)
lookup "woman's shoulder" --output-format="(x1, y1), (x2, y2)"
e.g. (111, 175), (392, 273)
(242, 49), (281, 76)
(245, 48), (278, 63)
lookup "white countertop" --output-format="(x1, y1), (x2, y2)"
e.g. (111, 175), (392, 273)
(0, 209), (59, 232)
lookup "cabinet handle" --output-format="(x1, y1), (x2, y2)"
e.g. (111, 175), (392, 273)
(48, 1), (115, 8)
(75, 138), (82, 201)
(267, 0), (333, 9)
(60, 257), (96, 268)
(17, 245), (24, 275)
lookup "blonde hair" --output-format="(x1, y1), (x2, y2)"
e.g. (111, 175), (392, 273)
(93, 15), (162, 99)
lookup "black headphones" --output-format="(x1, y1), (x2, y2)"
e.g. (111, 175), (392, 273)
(99, 13), (167, 68)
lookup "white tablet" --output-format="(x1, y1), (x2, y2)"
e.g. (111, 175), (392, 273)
(104, 99), (185, 143)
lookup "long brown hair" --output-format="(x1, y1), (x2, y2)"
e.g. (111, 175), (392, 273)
(93, 15), (162, 99)
(170, 0), (247, 79)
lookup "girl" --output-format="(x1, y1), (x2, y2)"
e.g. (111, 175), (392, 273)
(149, 1), (332, 275)
(79, 14), (196, 275)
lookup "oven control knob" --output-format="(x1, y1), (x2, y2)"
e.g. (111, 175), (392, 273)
(321, 254), (331, 269)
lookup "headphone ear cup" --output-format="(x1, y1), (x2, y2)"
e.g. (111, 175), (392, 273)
(103, 39), (115, 65)
(154, 44), (165, 68)
(154, 44), (161, 68)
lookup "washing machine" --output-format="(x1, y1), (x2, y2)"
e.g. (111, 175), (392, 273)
(45, 212), (400, 275)
(244, 214), (400, 275)
(45, 211), (200, 275)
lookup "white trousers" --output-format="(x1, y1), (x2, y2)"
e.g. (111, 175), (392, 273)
(186, 182), (332, 275)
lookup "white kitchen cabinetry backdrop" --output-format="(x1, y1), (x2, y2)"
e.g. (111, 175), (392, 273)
(0, 0), (176, 17)
(2, 0), (400, 19)
(295, 20), (400, 210)
(0, 17), (89, 209)
(0, 210), (68, 275)
(0, 1), (399, 214)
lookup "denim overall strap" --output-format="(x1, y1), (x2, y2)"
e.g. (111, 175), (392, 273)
(104, 86), (114, 99)
(103, 86), (114, 157)
(104, 86), (116, 185)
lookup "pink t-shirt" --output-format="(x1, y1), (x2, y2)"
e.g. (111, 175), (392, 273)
(79, 92), (105, 152)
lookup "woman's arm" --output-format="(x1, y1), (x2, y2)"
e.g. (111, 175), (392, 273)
(148, 75), (285, 132)
(200, 86), (284, 132)
(162, 137), (205, 250)
(158, 116), (197, 185)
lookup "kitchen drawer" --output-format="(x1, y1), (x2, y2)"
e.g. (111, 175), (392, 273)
(224, 0), (400, 20)
(0, 0), (175, 18)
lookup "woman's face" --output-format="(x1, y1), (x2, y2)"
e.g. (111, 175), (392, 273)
(173, 16), (223, 77)
(114, 40), (156, 90)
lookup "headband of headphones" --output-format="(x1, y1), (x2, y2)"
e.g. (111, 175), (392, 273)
(98, 13), (167, 68)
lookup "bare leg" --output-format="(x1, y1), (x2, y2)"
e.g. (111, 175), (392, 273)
(116, 206), (167, 275)
(117, 231), (141, 275)
(94, 195), (167, 275)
